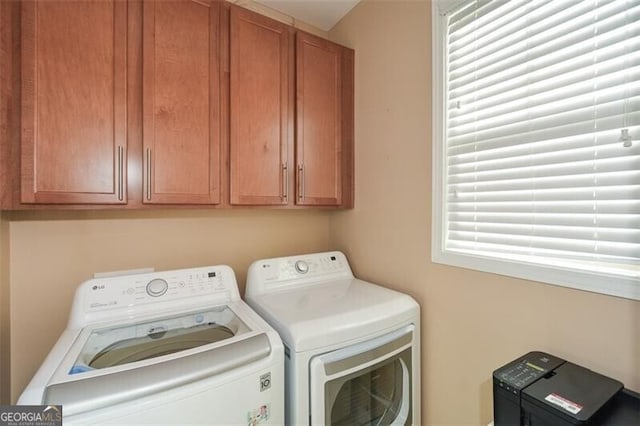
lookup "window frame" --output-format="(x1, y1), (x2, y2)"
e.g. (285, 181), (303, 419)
(431, 0), (640, 301)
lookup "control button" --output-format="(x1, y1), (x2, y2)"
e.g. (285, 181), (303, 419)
(126, 287), (135, 295)
(295, 260), (309, 274)
(146, 278), (168, 297)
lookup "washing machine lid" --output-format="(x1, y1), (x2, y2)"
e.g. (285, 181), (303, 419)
(71, 306), (246, 372)
(44, 305), (272, 416)
(248, 278), (419, 352)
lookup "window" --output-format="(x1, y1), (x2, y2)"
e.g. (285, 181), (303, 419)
(432, 0), (640, 300)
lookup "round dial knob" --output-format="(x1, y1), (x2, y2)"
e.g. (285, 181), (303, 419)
(295, 260), (309, 274)
(146, 278), (168, 297)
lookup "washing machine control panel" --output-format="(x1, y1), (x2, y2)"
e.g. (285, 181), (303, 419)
(146, 278), (169, 297)
(294, 260), (309, 274)
(81, 266), (237, 314)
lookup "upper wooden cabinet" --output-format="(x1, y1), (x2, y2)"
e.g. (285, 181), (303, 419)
(228, 13), (354, 208)
(296, 32), (354, 207)
(5, 1), (353, 209)
(229, 6), (292, 206)
(142, 0), (221, 204)
(21, 0), (127, 204)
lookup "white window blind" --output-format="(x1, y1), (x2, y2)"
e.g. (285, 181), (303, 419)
(433, 0), (640, 299)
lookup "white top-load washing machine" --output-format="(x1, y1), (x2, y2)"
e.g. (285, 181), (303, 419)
(245, 251), (420, 426)
(19, 265), (284, 425)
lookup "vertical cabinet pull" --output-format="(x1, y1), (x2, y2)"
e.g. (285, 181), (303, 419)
(298, 164), (304, 201)
(117, 146), (124, 201)
(282, 163), (288, 200)
(146, 148), (152, 201)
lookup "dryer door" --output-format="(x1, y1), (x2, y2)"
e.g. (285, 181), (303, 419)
(309, 325), (414, 426)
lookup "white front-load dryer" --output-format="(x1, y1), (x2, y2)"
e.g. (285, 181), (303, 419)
(245, 251), (421, 426)
(19, 265), (284, 425)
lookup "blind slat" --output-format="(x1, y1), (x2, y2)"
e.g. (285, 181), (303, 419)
(448, 112), (640, 153)
(449, 130), (640, 165)
(449, 127), (640, 161)
(448, 212), (640, 229)
(448, 185), (640, 203)
(448, 222), (640, 244)
(449, 58), (640, 128)
(448, 200), (640, 215)
(449, 171), (640, 193)
(449, 142), (640, 173)
(449, 94), (640, 141)
(447, 240), (639, 262)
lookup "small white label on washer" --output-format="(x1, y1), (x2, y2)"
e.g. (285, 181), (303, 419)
(247, 404), (270, 425)
(545, 393), (583, 415)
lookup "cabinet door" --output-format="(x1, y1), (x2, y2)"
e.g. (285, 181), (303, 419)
(143, 0), (221, 204)
(21, 0), (127, 204)
(229, 6), (292, 205)
(296, 32), (352, 207)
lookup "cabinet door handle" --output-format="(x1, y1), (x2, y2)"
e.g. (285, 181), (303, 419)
(298, 164), (304, 201)
(146, 148), (152, 201)
(117, 145), (124, 201)
(282, 163), (288, 200)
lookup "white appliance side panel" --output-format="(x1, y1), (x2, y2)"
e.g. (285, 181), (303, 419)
(285, 349), (311, 426)
(412, 320), (421, 426)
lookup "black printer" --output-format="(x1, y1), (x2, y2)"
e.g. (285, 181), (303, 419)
(493, 351), (639, 426)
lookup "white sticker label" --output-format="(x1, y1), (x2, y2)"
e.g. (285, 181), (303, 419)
(247, 404), (270, 425)
(545, 393), (583, 415)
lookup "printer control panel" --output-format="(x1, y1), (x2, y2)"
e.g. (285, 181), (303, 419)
(493, 351), (629, 426)
(494, 351), (565, 395)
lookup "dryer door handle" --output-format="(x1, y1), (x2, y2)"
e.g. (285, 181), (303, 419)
(314, 325), (414, 377)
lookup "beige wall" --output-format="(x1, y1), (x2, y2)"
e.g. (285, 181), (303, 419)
(7, 210), (330, 401)
(329, 0), (640, 425)
(0, 213), (9, 404)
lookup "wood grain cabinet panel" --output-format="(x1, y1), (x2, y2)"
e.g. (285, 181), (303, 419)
(142, 0), (221, 204)
(296, 32), (353, 207)
(229, 6), (292, 205)
(13, 1), (353, 209)
(21, 0), (127, 204)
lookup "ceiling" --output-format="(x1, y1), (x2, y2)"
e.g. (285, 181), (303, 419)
(254, 0), (361, 31)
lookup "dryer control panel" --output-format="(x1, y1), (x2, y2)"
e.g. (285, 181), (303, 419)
(245, 251), (354, 296)
(70, 265), (240, 328)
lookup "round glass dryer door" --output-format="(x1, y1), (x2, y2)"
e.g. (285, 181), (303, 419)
(310, 326), (414, 426)
(328, 351), (410, 425)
